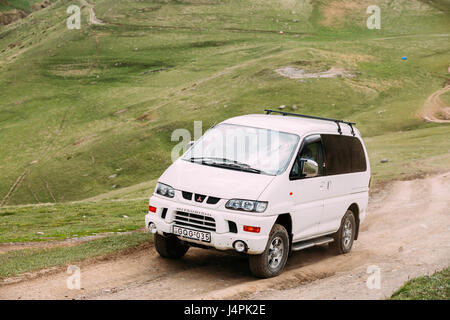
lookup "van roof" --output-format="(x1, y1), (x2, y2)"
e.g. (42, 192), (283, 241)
(222, 114), (361, 137)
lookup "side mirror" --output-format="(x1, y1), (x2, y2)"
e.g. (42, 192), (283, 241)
(301, 158), (319, 178)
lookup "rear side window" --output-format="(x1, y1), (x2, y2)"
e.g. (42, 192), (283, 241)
(321, 134), (367, 175)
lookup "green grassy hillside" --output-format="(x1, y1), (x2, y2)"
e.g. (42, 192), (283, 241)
(0, 0), (449, 206)
(0, 1), (49, 12)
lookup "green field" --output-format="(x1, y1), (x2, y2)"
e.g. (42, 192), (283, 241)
(0, 0), (449, 223)
(391, 267), (450, 300)
(0, 199), (149, 242)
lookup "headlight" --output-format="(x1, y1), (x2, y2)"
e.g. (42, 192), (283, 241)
(155, 182), (175, 198)
(225, 199), (268, 213)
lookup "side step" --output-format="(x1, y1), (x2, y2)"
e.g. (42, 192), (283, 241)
(291, 236), (334, 251)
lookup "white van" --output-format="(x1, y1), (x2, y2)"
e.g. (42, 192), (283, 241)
(145, 110), (370, 278)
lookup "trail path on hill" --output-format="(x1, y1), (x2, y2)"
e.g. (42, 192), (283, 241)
(1, 173), (449, 300)
(81, 0), (104, 25)
(418, 85), (450, 123)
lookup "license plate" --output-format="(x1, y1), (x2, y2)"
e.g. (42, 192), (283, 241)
(173, 226), (211, 243)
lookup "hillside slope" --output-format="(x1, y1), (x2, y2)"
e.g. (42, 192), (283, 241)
(0, 0), (449, 205)
(0, 0), (54, 25)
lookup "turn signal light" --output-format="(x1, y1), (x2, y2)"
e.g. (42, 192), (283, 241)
(243, 225), (261, 233)
(149, 205), (157, 213)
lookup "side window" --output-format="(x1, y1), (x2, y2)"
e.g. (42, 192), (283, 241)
(349, 137), (367, 172)
(321, 134), (367, 175)
(290, 135), (324, 179)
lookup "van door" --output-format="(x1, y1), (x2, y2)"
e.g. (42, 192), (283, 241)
(289, 135), (328, 241)
(319, 134), (369, 234)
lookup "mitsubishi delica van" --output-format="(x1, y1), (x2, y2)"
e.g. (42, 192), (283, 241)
(145, 110), (370, 278)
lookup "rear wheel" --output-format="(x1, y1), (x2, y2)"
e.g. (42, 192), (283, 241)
(154, 233), (189, 259)
(249, 224), (289, 278)
(330, 210), (356, 254)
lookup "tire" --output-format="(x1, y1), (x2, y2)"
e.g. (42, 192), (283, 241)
(330, 210), (356, 255)
(249, 224), (289, 278)
(154, 233), (189, 259)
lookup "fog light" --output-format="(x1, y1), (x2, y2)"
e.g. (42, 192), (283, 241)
(233, 240), (247, 253)
(149, 222), (157, 234)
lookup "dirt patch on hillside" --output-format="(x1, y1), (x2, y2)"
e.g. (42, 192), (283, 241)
(0, 1), (51, 26)
(0, 172), (448, 300)
(52, 69), (96, 77)
(0, 9), (27, 25)
(136, 110), (158, 122)
(31, 0), (52, 11)
(50, 64), (100, 77)
(276, 66), (353, 80)
(319, 0), (374, 27)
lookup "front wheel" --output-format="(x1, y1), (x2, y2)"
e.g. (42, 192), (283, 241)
(154, 233), (189, 259)
(249, 224), (289, 278)
(330, 210), (356, 254)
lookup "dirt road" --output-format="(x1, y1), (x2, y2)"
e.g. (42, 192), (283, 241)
(418, 84), (450, 123)
(0, 173), (449, 300)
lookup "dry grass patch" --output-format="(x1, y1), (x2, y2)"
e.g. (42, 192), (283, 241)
(320, 0), (374, 27)
(50, 64), (100, 77)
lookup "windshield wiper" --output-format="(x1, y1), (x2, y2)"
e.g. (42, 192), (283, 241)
(187, 157), (262, 174)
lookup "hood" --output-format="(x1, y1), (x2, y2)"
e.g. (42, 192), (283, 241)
(158, 159), (276, 200)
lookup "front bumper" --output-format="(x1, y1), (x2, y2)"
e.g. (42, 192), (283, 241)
(145, 195), (277, 254)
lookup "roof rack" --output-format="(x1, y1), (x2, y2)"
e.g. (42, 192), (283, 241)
(264, 109), (356, 136)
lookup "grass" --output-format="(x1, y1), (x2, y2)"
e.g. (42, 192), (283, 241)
(0, 199), (149, 243)
(440, 90), (450, 105)
(391, 268), (450, 300)
(366, 126), (450, 185)
(0, 231), (152, 279)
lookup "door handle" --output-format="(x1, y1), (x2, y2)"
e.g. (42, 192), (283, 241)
(320, 181), (327, 191)
(320, 181), (331, 191)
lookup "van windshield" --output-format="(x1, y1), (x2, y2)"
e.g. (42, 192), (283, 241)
(182, 123), (300, 176)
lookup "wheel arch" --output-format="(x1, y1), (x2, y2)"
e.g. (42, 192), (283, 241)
(348, 203), (360, 240)
(275, 213), (293, 250)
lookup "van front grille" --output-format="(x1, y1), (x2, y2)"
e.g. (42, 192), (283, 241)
(174, 211), (216, 232)
(206, 196), (220, 204)
(181, 190), (221, 204)
(182, 191), (193, 200)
